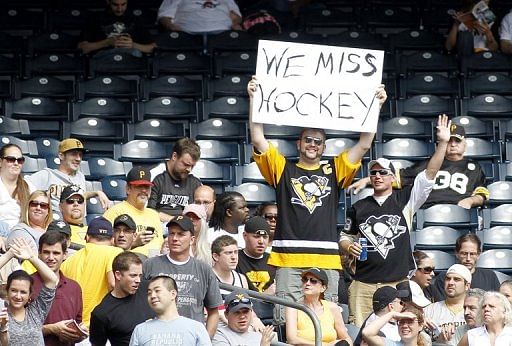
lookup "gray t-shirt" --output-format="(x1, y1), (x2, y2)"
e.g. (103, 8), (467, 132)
(25, 168), (86, 212)
(7, 223), (42, 253)
(142, 255), (223, 322)
(212, 325), (262, 346)
(8, 285), (56, 346)
(129, 316), (211, 346)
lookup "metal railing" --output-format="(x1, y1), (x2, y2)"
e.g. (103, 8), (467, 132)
(219, 282), (322, 346)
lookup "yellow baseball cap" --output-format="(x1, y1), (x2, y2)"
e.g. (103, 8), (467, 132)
(59, 138), (85, 153)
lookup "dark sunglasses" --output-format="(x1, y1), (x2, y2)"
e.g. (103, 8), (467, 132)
(303, 136), (323, 146)
(29, 201), (49, 210)
(369, 169), (393, 176)
(2, 156), (25, 164)
(263, 213), (277, 221)
(66, 197), (85, 205)
(417, 266), (435, 274)
(301, 277), (320, 285)
(227, 297), (252, 309)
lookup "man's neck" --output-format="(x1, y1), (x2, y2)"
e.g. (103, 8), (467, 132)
(111, 286), (130, 299)
(298, 158), (320, 169)
(242, 249), (263, 259)
(222, 220), (239, 233)
(168, 252), (191, 263)
(128, 200), (145, 211)
(157, 307), (180, 321)
(444, 296), (465, 310)
(58, 167), (75, 176)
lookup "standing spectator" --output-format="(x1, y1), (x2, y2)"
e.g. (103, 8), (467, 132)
(285, 268), (352, 345)
(0, 238), (58, 345)
(103, 166), (163, 258)
(31, 231), (84, 346)
(424, 264), (471, 340)
(213, 291), (274, 346)
(237, 216), (276, 294)
(183, 204), (212, 266)
(142, 216), (223, 338)
(248, 76), (387, 324)
(148, 138), (202, 223)
(431, 234), (500, 301)
(25, 138), (110, 213)
(61, 216), (123, 327)
(58, 184), (88, 249)
(253, 202), (277, 245)
(78, 0), (156, 56)
(194, 185), (216, 221)
(157, 0), (243, 34)
(340, 115), (450, 326)
(207, 191), (249, 248)
(90, 252), (154, 345)
(458, 291), (512, 346)
(500, 9), (512, 54)
(0, 144), (34, 229)
(129, 275), (211, 345)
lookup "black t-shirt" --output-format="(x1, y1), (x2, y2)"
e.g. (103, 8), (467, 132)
(237, 250), (275, 292)
(89, 280), (154, 346)
(81, 9), (154, 45)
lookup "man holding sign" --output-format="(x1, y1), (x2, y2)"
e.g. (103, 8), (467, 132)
(248, 73), (387, 324)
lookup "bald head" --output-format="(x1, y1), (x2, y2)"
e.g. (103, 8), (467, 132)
(193, 185), (216, 220)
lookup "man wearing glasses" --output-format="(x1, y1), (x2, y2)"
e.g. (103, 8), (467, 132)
(340, 115), (451, 326)
(248, 77), (388, 325)
(59, 185), (87, 250)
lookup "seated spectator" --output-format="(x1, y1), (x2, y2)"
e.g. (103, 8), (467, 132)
(0, 238), (58, 345)
(8, 190), (53, 253)
(31, 231), (84, 346)
(445, 0), (498, 54)
(500, 280), (512, 305)
(194, 185), (216, 221)
(208, 191), (249, 248)
(213, 291), (274, 346)
(285, 268), (352, 345)
(431, 234), (500, 301)
(500, 9), (512, 54)
(411, 250), (436, 303)
(0, 144), (34, 230)
(112, 214), (137, 252)
(58, 185), (87, 249)
(349, 124), (489, 210)
(78, 0), (156, 56)
(424, 264), (471, 342)
(183, 204), (211, 266)
(443, 288), (485, 345)
(253, 202), (277, 246)
(130, 275), (210, 344)
(157, 0), (243, 34)
(458, 291), (512, 346)
(362, 303), (426, 346)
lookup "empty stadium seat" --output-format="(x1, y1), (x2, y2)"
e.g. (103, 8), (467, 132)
(422, 250), (456, 271)
(481, 226), (512, 250)
(137, 97), (197, 121)
(77, 76), (139, 101)
(463, 138), (501, 161)
(209, 75), (251, 99)
(379, 117), (433, 141)
(203, 96), (249, 120)
(207, 31), (258, 53)
(414, 226), (465, 251)
(25, 53), (84, 78)
(88, 53), (148, 78)
(0, 136), (38, 156)
(154, 31), (204, 53)
(73, 97), (134, 121)
(129, 119), (185, 141)
(461, 94), (512, 118)
(487, 204), (512, 227)
(487, 181), (512, 205)
(192, 118), (247, 141)
(451, 116), (495, 139)
(100, 177), (127, 200)
(234, 162), (265, 185)
(213, 52), (257, 77)
(461, 51), (511, 76)
(142, 75), (203, 100)
(26, 32), (79, 56)
(87, 157), (132, 180)
(477, 249), (512, 274)
(0, 117), (30, 136)
(376, 138), (433, 161)
(21, 156), (47, 174)
(5, 97), (69, 120)
(196, 140), (240, 163)
(397, 94), (456, 118)
(227, 183), (276, 206)
(191, 159), (232, 190)
(463, 73), (512, 98)
(114, 140), (169, 164)
(400, 51), (458, 76)
(398, 73), (459, 98)
(14, 76), (75, 100)
(64, 117), (125, 156)
(323, 138), (357, 158)
(152, 52), (210, 77)
(416, 204), (478, 231)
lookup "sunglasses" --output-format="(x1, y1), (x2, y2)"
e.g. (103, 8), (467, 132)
(65, 197), (85, 205)
(369, 169), (393, 176)
(301, 277), (320, 285)
(2, 156), (25, 164)
(303, 136), (323, 146)
(29, 201), (49, 210)
(417, 266), (435, 274)
(397, 318), (419, 326)
(263, 213), (277, 221)
(227, 297), (252, 310)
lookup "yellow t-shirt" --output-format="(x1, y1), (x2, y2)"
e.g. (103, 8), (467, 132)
(61, 243), (123, 327)
(70, 224), (87, 247)
(297, 300), (337, 343)
(103, 201), (164, 257)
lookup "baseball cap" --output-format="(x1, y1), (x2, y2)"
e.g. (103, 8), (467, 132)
(368, 158), (396, 176)
(446, 264), (472, 283)
(126, 166), (153, 186)
(60, 184), (86, 202)
(409, 281), (432, 308)
(244, 216), (270, 236)
(86, 216), (113, 237)
(450, 124), (465, 140)
(225, 291), (253, 313)
(301, 268), (328, 286)
(183, 204), (207, 220)
(113, 214), (136, 231)
(47, 220), (71, 236)
(372, 286), (409, 312)
(59, 138), (85, 153)
(166, 215), (195, 234)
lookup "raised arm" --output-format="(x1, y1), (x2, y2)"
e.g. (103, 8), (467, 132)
(248, 76), (269, 154)
(362, 311), (416, 346)
(425, 114), (450, 180)
(11, 238), (58, 289)
(346, 84), (387, 164)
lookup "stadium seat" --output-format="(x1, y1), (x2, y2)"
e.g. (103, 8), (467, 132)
(414, 226), (465, 251)
(214, 52), (257, 77)
(77, 76), (139, 101)
(397, 94), (456, 118)
(477, 249), (512, 274)
(362, 6), (419, 34)
(114, 140), (169, 164)
(347, 187), (374, 207)
(265, 31), (323, 45)
(487, 204), (512, 227)
(463, 73), (512, 98)
(324, 30), (384, 50)
(376, 138), (433, 161)
(234, 162), (265, 185)
(196, 140), (240, 163)
(34, 137), (60, 157)
(400, 51), (458, 76)
(137, 97), (198, 121)
(379, 117), (433, 141)
(422, 250), (456, 271)
(0, 56), (20, 77)
(463, 138), (501, 161)
(46, 8), (88, 33)
(388, 30), (444, 54)
(203, 96), (249, 120)
(142, 75), (202, 100)
(494, 270), (512, 284)
(451, 116), (495, 139)
(25, 53), (84, 78)
(227, 183), (276, 206)
(21, 156), (47, 174)
(0, 136), (38, 156)
(129, 119), (186, 141)
(323, 138), (357, 158)
(207, 31), (258, 53)
(88, 53), (148, 78)
(152, 52), (210, 77)
(100, 177), (127, 201)
(73, 97), (133, 121)
(398, 73), (459, 98)
(461, 94), (512, 118)
(87, 157), (132, 180)
(26, 32), (79, 56)
(0, 7), (44, 35)
(259, 124), (301, 140)
(481, 226), (512, 250)
(303, 8), (359, 35)
(64, 117), (125, 151)
(14, 76), (75, 100)
(416, 204), (479, 231)
(461, 51), (511, 76)
(266, 139), (297, 159)
(487, 181), (512, 205)
(209, 75), (251, 99)
(191, 159), (232, 187)
(0, 117), (30, 136)
(154, 31), (204, 53)
(5, 97), (69, 120)
(0, 32), (23, 55)
(86, 197), (105, 215)
(192, 118), (247, 141)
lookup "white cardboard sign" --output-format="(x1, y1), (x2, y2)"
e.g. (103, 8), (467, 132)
(252, 40), (384, 133)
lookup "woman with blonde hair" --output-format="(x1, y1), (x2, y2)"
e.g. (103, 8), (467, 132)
(363, 303), (428, 346)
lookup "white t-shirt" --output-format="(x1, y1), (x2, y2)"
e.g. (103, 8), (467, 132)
(500, 11), (512, 41)
(0, 177), (35, 229)
(468, 325), (512, 346)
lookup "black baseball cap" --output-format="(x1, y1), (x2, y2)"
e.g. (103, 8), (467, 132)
(372, 286), (409, 312)
(225, 291), (253, 313)
(301, 268), (328, 286)
(60, 184), (85, 202)
(450, 124), (465, 140)
(47, 220), (71, 236)
(126, 166), (153, 186)
(86, 216), (113, 237)
(113, 214), (136, 231)
(166, 215), (195, 234)
(244, 216), (270, 236)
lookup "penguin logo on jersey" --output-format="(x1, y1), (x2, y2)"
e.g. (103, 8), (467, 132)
(290, 175), (331, 214)
(359, 214), (407, 259)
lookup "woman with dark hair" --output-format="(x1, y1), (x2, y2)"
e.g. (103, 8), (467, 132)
(207, 191), (249, 248)
(363, 303), (428, 346)
(285, 268), (352, 345)
(0, 237), (58, 345)
(411, 250), (435, 302)
(0, 144), (34, 230)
